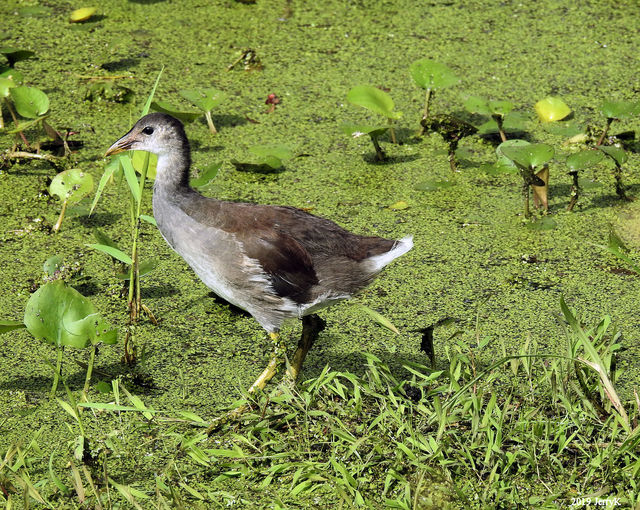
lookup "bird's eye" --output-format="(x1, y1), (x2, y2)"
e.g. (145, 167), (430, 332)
(142, 126), (154, 135)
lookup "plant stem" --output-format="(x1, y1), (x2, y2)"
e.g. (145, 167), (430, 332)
(52, 200), (68, 232)
(493, 114), (507, 142)
(4, 99), (30, 147)
(51, 347), (63, 397)
(532, 165), (549, 212)
(596, 118), (613, 146)
(448, 140), (459, 172)
(613, 163), (629, 200)
(418, 88), (432, 136)
(567, 171), (580, 212)
(204, 111), (217, 134)
(83, 345), (97, 395)
(388, 119), (397, 144)
(523, 182), (530, 219)
(370, 135), (386, 161)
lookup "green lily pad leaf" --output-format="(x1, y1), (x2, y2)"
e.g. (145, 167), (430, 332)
(0, 77), (17, 98)
(150, 100), (201, 123)
(501, 143), (554, 169)
(117, 259), (159, 280)
(409, 59), (459, 90)
(190, 162), (222, 188)
(0, 67), (24, 82)
(43, 255), (64, 276)
(24, 281), (117, 348)
(9, 86), (49, 118)
(599, 145), (628, 166)
(340, 123), (388, 137)
(566, 150), (604, 172)
(480, 162), (518, 176)
(388, 200), (409, 210)
(49, 169), (94, 205)
(179, 88), (226, 113)
(526, 217), (557, 231)
(248, 144), (293, 169)
(476, 111), (528, 135)
(496, 139), (530, 168)
(542, 121), (584, 137)
(347, 85), (401, 120)
(0, 47), (35, 66)
(18, 6), (51, 17)
(464, 96), (513, 116)
(534, 97), (571, 122)
(414, 180), (454, 192)
(0, 320), (26, 334)
(600, 100), (640, 120)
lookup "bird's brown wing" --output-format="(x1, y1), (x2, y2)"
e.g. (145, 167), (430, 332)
(239, 228), (319, 304)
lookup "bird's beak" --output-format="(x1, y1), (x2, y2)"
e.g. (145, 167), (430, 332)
(104, 132), (138, 158)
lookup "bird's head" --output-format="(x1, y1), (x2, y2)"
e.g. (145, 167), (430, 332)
(105, 113), (188, 158)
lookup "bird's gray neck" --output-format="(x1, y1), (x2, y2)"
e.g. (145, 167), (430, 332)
(153, 145), (192, 196)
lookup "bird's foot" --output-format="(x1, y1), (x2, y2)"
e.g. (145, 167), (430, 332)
(286, 314), (326, 383)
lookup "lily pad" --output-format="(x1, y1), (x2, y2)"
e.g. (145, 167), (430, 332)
(70, 7), (97, 23)
(247, 144), (294, 169)
(534, 97), (571, 122)
(179, 88), (226, 113)
(0, 77), (17, 98)
(598, 145), (628, 166)
(566, 150), (604, 172)
(501, 143), (554, 169)
(600, 100), (640, 120)
(347, 85), (401, 120)
(24, 281), (117, 349)
(409, 59), (459, 91)
(9, 86), (49, 118)
(50, 169), (94, 205)
(150, 100), (201, 123)
(340, 123), (388, 138)
(464, 96), (513, 116)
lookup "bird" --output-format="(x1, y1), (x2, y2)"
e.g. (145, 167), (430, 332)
(105, 113), (413, 425)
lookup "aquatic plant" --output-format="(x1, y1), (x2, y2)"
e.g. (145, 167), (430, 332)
(464, 96), (514, 142)
(346, 85), (401, 144)
(500, 141), (554, 217)
(90, 68), (163, 363)
(409, 59), (459, 135)
(565, 149), (604, 211)
(420, 114), (476, 171)
(231, 144), (293, 171)
(179, 87), (227, 134)
(534, 96), (571, 123)
(0, 280), (117, 396)
(598, 144), (631, 200)
(49, 168), (94, 231)
(596, 100), (639, 146)
(340, 123), (388, 161)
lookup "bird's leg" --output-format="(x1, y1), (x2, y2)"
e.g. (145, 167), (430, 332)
(207, 331), (287, 434)
(286, 314), (326, 383)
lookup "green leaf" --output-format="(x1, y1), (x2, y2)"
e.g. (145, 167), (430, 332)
(0, 320), (25, 334)
(534, 97), (571, 122)
(357, 304), (399, 334)
(43, 255), (63, 276)
(120, 155), (142, 203)
(347, 85), (401, 120)
(598, 145), (628, 166)
(464, 96), (513, 116)
(600, 100), (640, 120)
(248, 144), (294, 169)
(90, 158), (119, 215)
(0, 77), (17, 98)
(24, 281), (117, 349)
(139, 214), (157, 226)
(190, 162), (222, 188)
(179, 88), (227, 113)
(131, 150), (157, 180)
(117, 259), (158, 280)
(9, 86), (49, 118)
(87, 243), (133, 264)
(93, 229), (120, 250)
(49, 169), (94, 205)
(151, 100), (201, 123)
(495, 139), (530, 169)
(141, 67), (164, 117)
(500, 142), (554, 169)
(566, 150), (604, 172)
(409, 59), (459, 90)
(525, 217), (557, 231)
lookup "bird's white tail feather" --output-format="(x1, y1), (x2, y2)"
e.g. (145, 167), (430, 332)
(366, 235), (413, 272)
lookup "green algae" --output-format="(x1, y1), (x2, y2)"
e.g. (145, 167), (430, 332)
(1, 0), (640, 506)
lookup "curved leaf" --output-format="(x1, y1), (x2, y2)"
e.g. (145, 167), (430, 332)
(87, 243), (133, 264)
(347, 85), (400, 119)
(409, 59), (459, 90)
(179, 88), (226, 112)
(501, 143), (554, 169)
(49, 169), (94, 205)
(566, 150), (604, 172)
(600, 100), (640, 120)
(10, 86), (49, 118)
(151, 100), (201, 123)
(534, 97), (571, 122)
(599, 145), (628, 166)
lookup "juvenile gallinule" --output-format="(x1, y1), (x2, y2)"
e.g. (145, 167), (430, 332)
(106, 113), (413, 420)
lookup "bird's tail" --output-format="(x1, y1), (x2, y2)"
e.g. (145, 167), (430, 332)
(365, 235), (413, 272)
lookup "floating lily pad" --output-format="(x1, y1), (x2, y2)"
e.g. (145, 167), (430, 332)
(464, 96), (513, 116)
(70, 7), (97, 23)
(566, 150), (604, 172)
(409, 59), (459, 91)
(501, 143), (554, 169)
(534, 97), (571, 122)
(599, 100), (640, 120)
(347, 85), (401, 120)
(179, 88), (226, 113)
(247, 144), (294, 169)
(0, 47), (35, 66)
(9, 86), (49, 118)
(50, 169), (94, 205)
(598, 145), (628, 166)
(24, 281), (117, 349)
